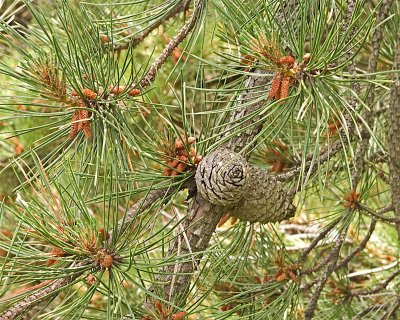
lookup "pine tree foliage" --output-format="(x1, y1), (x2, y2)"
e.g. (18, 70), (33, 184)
(0, 0), (399, 319)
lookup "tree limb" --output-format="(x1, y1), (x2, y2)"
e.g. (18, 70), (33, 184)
(387, 16), (400, 239)
(139, 0), (203, 88)
(115, 0), (192, 52)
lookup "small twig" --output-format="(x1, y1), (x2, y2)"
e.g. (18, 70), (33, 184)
(383, 296), (400, 320)
(115, 0), (191, 52)
(303, 219), (377, 289)
(351, 266), (400, 296)
(112, 184), (184, 241)
(347, 260), (399, 279)
(387, 7), (400, 239)
(352, 304), (390, 320)
(358, 204), (398, 224)
(299, 218), (341, 262)
(0, 262), (86, 320)
(304, 227), (348, 320)
(276, 137), (346, 182)
(139, 0), (203, 88)
(301, 278), (319, 292)
(335, 219), (377, 270)
(351, 0), (394, 186)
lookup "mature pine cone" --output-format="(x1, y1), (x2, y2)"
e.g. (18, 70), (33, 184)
(195, 149), (295, 224)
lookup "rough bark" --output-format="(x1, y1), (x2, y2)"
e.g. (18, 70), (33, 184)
(146, 0), (308, 307)
(221, 69), (270, 153)
(115, 0), (191, 51)
(387, 24), (400, 238)
(351, 0), (394, 186)
(148, 195), (224, 308)
(0, 269), (80, 320)
(140, 0), (203, 88)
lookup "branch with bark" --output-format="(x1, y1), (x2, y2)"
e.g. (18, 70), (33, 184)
(115, 0), (192, 52)
(387, 15), (400, 239)
(139, 0), (203, 88)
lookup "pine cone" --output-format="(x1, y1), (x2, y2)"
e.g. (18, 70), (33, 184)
(195, 149), (249, 206)
(195, 149), (295, 223)
(231, 167), (295, 223)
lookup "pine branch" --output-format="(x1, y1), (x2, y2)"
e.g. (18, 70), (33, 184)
(143, 68), (278, 307)
(302, 3), (395, 315)
(139, 0), (203, 88)
(351, 0), (394, 186)
(304, 227), (349, 320)
(0, 184), (184, 319)
(277, 0), (363, 184)
(358, 204), (398, 224)
(0, 262), (85, 320)
(0, 1), (205, 316)
(115, 0), (192, 52)
(112, 185), (184, 240)
(352, 304), (392, 319)
(387, 16), (400, 239)
(351, 266), (400, 296)
(335, 219), (377, 270)
(303, 219), (377, 291)
(299, 218), (341, 261)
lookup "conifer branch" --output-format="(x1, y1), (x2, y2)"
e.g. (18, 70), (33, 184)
(304, 227), (349, 320)
(139, 0), (203, 88)
(115, 0), (191, 52)
(351, 266), (400, 296)
(351, 0), (394, 187)
(0, 186), (184, 319)
(299, 218), (341, 261)
(387, 15), (400, 239)
(143, 3), (301, 310)
(0, 262), (86, 320)
(303, 2), (395, 316)
(334, 219), (376, 270)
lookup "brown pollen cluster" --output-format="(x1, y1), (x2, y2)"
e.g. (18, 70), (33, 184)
(263, 256), (300, 284)
(69, 88), (97, 139)
(265, 140), (291, 173)
(343, 191), (360, 209)
(94, 249), (120, 270)
(109, 85), (141, 97)
(268, 56), (296, 104)
(163, 133), (202, 176)
(141, 301), (186, 320)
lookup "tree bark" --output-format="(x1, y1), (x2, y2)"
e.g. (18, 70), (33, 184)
(387, 24), (400, 238)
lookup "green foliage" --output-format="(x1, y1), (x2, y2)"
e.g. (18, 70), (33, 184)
(0, 0), (399, 319)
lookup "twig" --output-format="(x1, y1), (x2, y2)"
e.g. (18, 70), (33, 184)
(387, 9), (400, 239)
(304, 228), (349, 320)
(352, 267), (400, 296)
(335, 219), (377, 270)
(139, 0), (203, 88)
(352, 304), (390, 319)
(351, 0), (394, 186)
(299, 218), (341, 261)
(0, 262), (85, 320)
(115, 0), (191, 52)
(383, 296), (400, 319)
(358, 204), (398, 224)
(303, 219), (378, 289)
(276, 137), (346, 182)
(111, 184), (184, 240)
